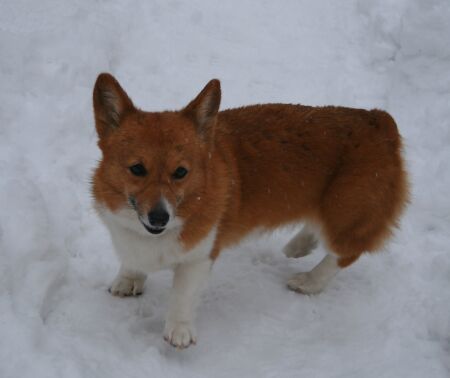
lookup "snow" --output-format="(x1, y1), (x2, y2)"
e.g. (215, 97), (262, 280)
(1, 0), (449, 377)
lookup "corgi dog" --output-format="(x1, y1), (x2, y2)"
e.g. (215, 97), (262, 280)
(92, 73), (409, 349)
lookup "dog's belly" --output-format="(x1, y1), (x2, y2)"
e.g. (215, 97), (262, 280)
(97, 207), (217, 272)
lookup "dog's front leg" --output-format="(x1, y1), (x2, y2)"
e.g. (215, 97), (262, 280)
(109, 266), (147, 297)
(164, 258), (212, 349)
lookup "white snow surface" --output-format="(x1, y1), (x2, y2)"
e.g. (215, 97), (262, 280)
(1, 1), (449, 377)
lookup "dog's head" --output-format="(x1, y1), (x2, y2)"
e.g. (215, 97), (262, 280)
(92, 73), (221, 236)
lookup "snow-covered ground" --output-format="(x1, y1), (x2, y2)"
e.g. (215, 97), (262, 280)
(1, 0), (449, 377)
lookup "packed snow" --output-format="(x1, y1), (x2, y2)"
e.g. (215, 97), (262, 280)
(0, 0), (449, 377)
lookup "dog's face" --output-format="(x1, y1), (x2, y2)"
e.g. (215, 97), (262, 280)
(92, 74), (221, 236)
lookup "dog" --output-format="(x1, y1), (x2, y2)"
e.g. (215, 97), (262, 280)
(91, 73), (409, 349)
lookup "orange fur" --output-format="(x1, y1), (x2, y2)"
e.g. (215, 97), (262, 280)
(92, 74), (409, 268)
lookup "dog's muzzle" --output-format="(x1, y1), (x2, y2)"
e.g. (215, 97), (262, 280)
(133, 198), (170, 235)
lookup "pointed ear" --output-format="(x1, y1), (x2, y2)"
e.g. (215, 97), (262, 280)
(183, 79), (221, 138)
(93, 73), (135, 138)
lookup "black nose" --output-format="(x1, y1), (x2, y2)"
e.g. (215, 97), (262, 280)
(148, 203), (169, 228)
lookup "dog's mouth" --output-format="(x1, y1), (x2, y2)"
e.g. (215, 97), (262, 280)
(141, 222), (166, 235)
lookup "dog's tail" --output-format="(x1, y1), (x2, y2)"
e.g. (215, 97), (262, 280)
(371, 109), (401, 146)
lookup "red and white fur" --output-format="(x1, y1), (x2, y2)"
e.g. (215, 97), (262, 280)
(91, 74), (409, 349)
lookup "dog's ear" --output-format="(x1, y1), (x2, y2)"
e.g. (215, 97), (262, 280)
(183, 79), (221, 139)
(93, 73), (135, 138)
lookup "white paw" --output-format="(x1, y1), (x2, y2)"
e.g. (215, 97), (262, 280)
(287, 272), (325, 295)
(163, 321), (197, 349)
(283, 233), (317, 258)
(109, 275), (145, 297)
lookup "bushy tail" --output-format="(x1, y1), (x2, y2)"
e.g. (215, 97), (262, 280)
(372, 109), (400, 144)
(372, 109), (410, 220)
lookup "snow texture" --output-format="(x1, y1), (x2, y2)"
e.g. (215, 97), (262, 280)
(0, 1), (449, 377)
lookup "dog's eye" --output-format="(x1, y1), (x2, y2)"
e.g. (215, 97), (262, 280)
(129, 163), (147, 177)
(172, 166), (188, 180)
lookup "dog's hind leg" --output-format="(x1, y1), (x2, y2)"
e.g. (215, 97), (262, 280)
(283, 224), (318, 258)
(287, 253), (340, 294)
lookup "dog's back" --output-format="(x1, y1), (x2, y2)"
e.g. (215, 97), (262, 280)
(213, 104), (409, 268)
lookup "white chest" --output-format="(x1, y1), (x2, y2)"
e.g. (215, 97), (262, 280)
(98, 207), (216, 273)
